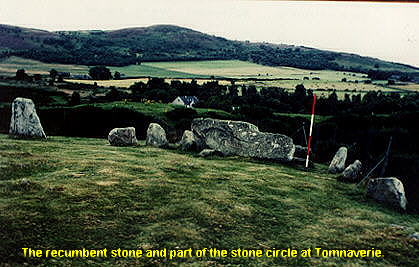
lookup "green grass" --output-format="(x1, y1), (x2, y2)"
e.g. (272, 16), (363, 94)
(72, 101), (234, 121)
(0, 56), (89, 75)
(0, 134), (418, 266)
(274, 113), (332, 124)
(109, 64), (209, 78)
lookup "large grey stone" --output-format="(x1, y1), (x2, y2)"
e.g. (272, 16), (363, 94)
(146, 123), (168, 148)
(9, 97), (46, 138)
(179, 130), (204, 151)
(328, 147), (347, 174)
(191, 118), (295, 161)
(341, 160), (362, 182)
(108, 127), (137, 146)
(367, 177), (407, 210)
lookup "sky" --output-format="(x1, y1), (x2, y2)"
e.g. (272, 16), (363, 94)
(1, 0), (418, 67)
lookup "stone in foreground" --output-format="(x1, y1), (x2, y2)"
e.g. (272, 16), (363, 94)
(179, 130), (204, 151)
(341, 160), (362, 182)
(108, 127), (137, 146)
(328, 147), (347, 174)
(146, 123), (169, 148)
(191, 118), (295, 161)
(367, 177), (407, 210)
(9, 97), (46, 138)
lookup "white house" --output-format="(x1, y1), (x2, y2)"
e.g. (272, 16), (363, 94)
(171, 96), (199, 108)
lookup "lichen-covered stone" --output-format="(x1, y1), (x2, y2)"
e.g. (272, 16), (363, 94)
(367, 177), (407, 210)
(179, 130), (204, 151)
(146, 123), (168, 148)
(191, 118), (295, 161)
(108, 127), (137, 146)
(328, 147), (347, 174)
(9, 97), (46, 138)
(341, 160), (362, 182)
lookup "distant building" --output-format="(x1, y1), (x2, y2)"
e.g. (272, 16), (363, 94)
(71, 74), (91, 80)
(57, 72), (71, 78)
(171, 96), (199, 107)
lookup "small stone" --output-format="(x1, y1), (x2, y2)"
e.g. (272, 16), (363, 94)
(408, 232), (419, 241)
(340, 160), (362, 182)
(179, 130), (204, 151)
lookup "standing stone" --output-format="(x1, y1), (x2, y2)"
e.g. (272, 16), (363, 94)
(108, 127), (137, 146)
(191, 118), (295, 161)
(367, 177), (407, 210)
(341, 160), (362, 182)
(328, 147), (347, 174)
(9, 97), (46, 138)
(146, 123), (168, 148)
(179, 130), (204, 151)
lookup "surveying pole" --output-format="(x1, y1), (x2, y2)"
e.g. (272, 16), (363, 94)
(305, 94), (317, 168)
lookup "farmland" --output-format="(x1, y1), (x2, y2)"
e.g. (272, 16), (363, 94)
(1, 57), (418, 99)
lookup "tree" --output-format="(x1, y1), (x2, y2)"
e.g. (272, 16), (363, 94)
(16, 69), (27, 81)
(105, 88), (121, 101)
(70, 91), (81, 106)
(89, 66), (112, 80)
(50, 69), (58, 81)
(114, 71), (121, 80)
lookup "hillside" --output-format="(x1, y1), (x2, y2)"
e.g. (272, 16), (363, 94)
(0, 24), (418, 74)
(1, 135), (418, 266)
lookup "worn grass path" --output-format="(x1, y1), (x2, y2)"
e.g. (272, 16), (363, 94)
(0, 134), (418, 266)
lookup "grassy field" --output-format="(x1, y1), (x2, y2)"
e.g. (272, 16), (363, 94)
(74, 101), (234, 122)
(0, 57), (89, 75)
(1, 57), (416, 97)
(1, 135), (418, 266)
(0, 57), (206, 78)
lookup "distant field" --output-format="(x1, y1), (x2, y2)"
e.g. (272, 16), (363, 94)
(0, 56), (205, 78)
(0, 56), (89, 75)
(66, 78), (234, 88)
(1, 57), (417, 96)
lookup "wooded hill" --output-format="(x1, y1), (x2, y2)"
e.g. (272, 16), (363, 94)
(1, 24), (418, 74)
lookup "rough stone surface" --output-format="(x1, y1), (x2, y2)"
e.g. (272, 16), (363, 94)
(146, 123), (169, 148)
(367, 177), (407, 210)
(191, 118), (295, 161)
(341, 160), (362, 182)
(9, 97), (46, 138)
(198, 149), (223, 157)
(294, 145), (308, 158)
(328, 147), (348, 174)
(179, 130), (204, 151)
(108, 127), (137, 146)
(409, 232), (419, 241)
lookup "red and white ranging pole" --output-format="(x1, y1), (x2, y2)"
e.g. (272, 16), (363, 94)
(305, 94), (317, 168)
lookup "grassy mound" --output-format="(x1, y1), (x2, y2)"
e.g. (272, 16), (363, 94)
(0, 134), (418, 266)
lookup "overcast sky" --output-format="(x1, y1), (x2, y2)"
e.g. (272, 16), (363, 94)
(1, 0), (418, 67)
